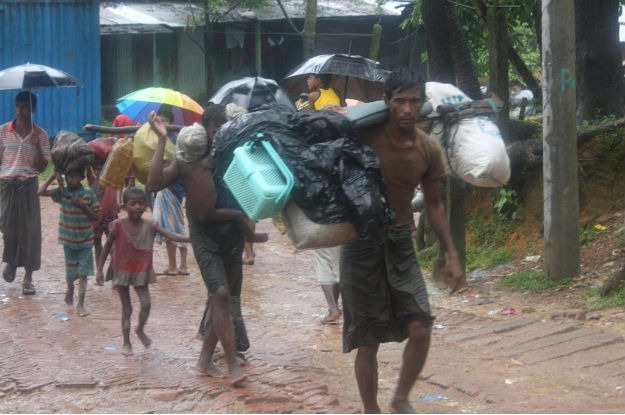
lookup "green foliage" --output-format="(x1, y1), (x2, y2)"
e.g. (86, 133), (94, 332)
(404, 1), (542, 81)
(587, 286), (625, 309)
(39, 162), (54, 180)
(618, 228), (625, 247)
(467, 212), (512, 247)
(466, 213), (515, 271)
(494, 188), (523, 220)
(415, 241), (436, 270)
(579, 223), (607, 247)
(500, 270), (571, 292)
(466, 246), (514, 271)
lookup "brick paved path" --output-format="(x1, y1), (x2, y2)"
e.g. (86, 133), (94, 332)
(0, 197), (623, 413)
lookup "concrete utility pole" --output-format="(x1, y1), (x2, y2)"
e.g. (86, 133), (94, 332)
(542, 0), (580, 280)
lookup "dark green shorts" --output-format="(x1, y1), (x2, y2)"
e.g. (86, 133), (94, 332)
(340, 226), (433, 353)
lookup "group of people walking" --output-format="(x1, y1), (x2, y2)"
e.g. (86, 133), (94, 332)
(0, 68), (463, 413)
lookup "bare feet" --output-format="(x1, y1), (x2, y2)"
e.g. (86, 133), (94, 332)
(122, 343), (133, 356)
(242, 254), (255, 265)
(390, 398), (415, 414)
(321, 311), (341, 325)
(195, 362), (224, 378)
(228, 370), (247, 387)
(64, 287), (74, 306)
(135, 329), (152, 348)
(76, 305), (90, 317)
(177, 268), (189, 276)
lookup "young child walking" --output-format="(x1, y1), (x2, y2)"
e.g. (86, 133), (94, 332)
(39, 168), (100, 316)
(96, 186), (189, 356)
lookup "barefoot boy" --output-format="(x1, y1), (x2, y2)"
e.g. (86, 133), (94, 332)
(39, 168), (100, 316)
(146, 104), (267, 386)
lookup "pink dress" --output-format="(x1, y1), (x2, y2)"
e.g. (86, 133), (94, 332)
(107, 218), (157, 287)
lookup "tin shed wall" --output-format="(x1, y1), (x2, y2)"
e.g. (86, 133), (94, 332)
(0, 0), (101, 139)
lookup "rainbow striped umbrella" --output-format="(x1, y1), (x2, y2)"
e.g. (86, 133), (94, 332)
(116, 87), (203, 126)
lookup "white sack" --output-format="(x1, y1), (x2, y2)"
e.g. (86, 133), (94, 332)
(426, 82), (510, 187)
(281, 200), (357, 250)
(176, 122), (208, 164)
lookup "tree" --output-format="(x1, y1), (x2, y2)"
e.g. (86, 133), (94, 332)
(276, 0), (317, 59)
(575, 0), (625, 122)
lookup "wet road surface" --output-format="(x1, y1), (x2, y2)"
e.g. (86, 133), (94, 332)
(0, 197), (623, 413)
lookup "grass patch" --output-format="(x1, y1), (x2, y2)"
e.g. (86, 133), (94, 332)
(500, 270), (571, 292)
(466, 213), (515, 271)
(415, 242), (436, 270)
(467, 246), (514, 271)
(586, 286), (625, 309)
(39, 162), (54, 180)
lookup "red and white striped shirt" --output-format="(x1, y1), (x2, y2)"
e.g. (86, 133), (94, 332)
(0, 120), (50, 180)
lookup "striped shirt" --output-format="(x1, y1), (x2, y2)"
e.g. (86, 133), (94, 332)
(0, 120), (50, 180)
(52, 185), (100, 248)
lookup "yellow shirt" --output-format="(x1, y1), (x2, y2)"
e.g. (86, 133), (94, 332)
(313, 88), (341, 110)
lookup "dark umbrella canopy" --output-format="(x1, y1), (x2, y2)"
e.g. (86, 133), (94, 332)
(209, 76), (295, 111)
(0, 63), (82, 90)
(282, 54), (390, 103)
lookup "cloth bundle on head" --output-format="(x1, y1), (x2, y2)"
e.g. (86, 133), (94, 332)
(226, 103), (248, 121)
(176, 122), (208, 164)
(51, 130), (94, 173)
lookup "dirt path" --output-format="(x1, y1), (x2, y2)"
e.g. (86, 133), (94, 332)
(0, 196), (623, 413)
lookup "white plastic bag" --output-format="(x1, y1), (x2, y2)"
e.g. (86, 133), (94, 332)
(426, 82), (510, 187)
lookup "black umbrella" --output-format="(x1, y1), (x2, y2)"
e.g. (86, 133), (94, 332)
(209, 76), (295, 111)
(282, 54), (390, 103)
(0, 62), (82, 90)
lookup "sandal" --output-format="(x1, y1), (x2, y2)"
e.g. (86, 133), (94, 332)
(22, 282), (36, 296)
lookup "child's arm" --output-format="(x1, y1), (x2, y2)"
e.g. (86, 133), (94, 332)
(153, 223), (191, 244)
(146, 111), (180, 192)
(38, 171), (58, 197)
(96, 231), (115, 286)
(70, 194), (99, 221)
(307, 90), (320, 110)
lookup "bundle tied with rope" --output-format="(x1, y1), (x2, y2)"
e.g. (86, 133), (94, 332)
(51, 130), (94, 174)
(423, 82), (510, 188)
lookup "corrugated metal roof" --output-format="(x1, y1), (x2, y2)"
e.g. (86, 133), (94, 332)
(0, 1), (101, 138)
(100, 0), (403, 31)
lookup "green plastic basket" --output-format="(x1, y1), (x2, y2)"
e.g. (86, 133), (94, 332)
(223, 137), (294, 220)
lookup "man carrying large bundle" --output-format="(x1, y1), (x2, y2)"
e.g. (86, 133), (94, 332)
(340, 68), (464, 413)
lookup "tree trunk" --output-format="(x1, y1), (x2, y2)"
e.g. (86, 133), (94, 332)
(446, 5), (483, 99)
(575, 0), (625, 122)
(422, 0), (455, 83)
(488, 2), (510, 142)
(302, 0), (317, 59)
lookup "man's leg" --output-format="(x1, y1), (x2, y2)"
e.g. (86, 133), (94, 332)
(320, 283), (341, 324)
(355, 344), (381, 413)
(196, 304), (222, 376)
(201, 285), (246, 386)
(391, 321), (432, 413)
